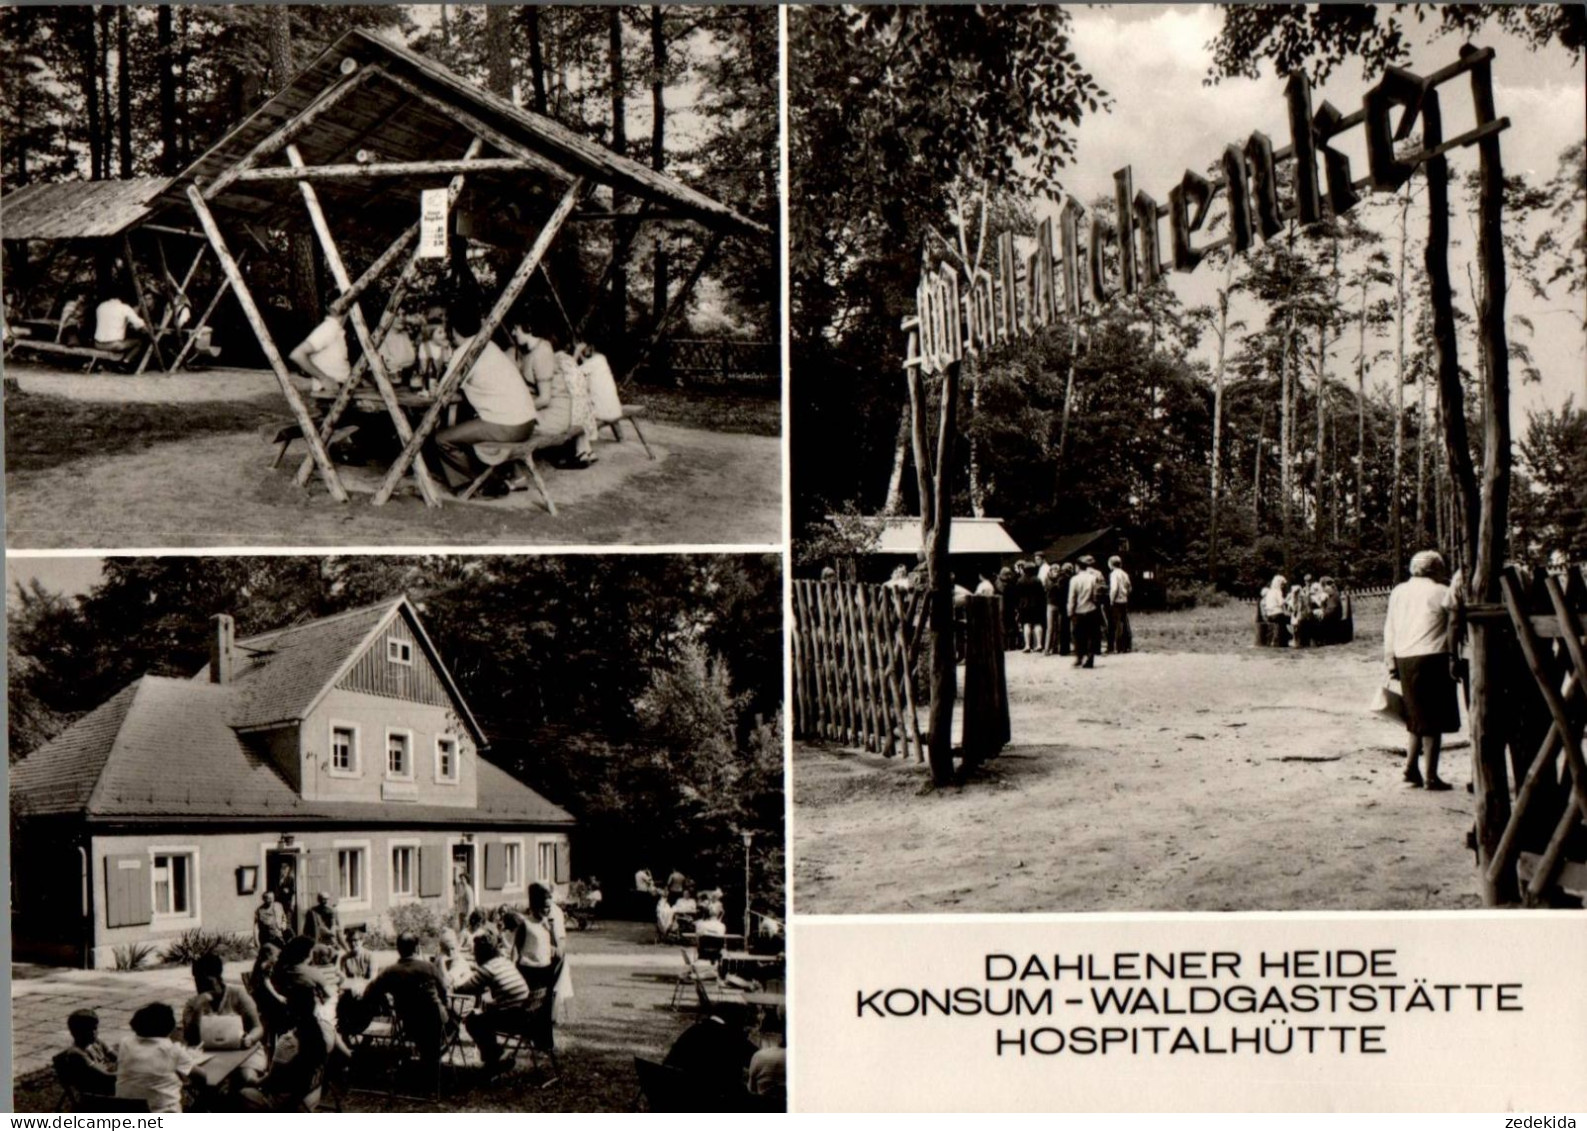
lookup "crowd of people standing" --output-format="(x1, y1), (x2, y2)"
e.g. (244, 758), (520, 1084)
(969, 553), (1134, 668)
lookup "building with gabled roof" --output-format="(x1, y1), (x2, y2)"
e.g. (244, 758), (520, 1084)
(11, 596), (573, 967)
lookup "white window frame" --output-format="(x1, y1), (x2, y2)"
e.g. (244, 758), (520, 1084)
(500, 837), (527, 893)
(388, 838), (420, 904)
(148, 844), (201, 924)
(332, 839), (373, 912)
(535, 838), (559, 886)
(328, 720), (361, 778)
(384, 727), (415, 781)
(433, 734), (460, 785)
(387, 638), (414, 666)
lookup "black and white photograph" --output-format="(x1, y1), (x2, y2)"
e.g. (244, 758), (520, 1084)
(7, 553), (786, 1112)
(1, 5), (780, 547)
(788, 4), (1587, 915)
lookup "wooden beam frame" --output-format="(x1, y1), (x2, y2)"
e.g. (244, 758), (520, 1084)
(372, 175), (587, 506)
(186, 184), (349, 502)
(121, 234), (166, 371)
(236, 157), (540, 184)
(167, 251), (241, 374)
(374, 69), (576, 186)
(203, 62), (383, 202)
(136, 243), (207, 375)
(295, 138), (485, 487)
(286, 144), (443, 507)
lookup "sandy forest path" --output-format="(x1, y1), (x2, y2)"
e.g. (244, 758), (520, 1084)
(794, 605), (1481, 914)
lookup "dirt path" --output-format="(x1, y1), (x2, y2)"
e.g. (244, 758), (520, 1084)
(6, 409), (781, 548)
(794, 630), (1481, 914)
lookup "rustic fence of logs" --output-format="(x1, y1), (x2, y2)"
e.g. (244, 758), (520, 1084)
(791, 579), (1009, 770)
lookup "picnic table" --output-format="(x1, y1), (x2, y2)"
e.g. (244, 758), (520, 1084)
(190, 1045), (264, 1091)
(719, 951), (782, 982)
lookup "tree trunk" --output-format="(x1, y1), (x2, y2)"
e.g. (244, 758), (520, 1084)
(607, 7), (629, 345)
(484, 6), (513, 98)
(966, 354), (986, 517)
(266, 7), (318, 319)
(884, 402), (910, 515)
(649, 7), (668, 338)
(1254, 400), (1267, 530)
(926, 361), (962, 788)
(116, 5), (132, 179)
(1416, 335), (1428, 543)
(79, 10), (103, 181)
(526, 7), (548, 114)
(1391, 189), (1410, 575)
(1280, 311), (1294, 573)
(176, 8), (190, 165)
(1056, 320), (1080, 466)
(1208, 261), (1232, 580)
(99, 8), (113, 180)
(1355, 278), (1367, 547)
(157, 6), (178, 174)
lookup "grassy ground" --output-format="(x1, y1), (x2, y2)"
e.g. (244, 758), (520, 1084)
(1131, 593), (1387, 656)
(633, 384), (781, 437)
(4, 388), (283, 475)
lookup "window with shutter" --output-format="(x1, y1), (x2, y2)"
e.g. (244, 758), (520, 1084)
(554, 842), (571, 885)
(417, 845), (446, 898)
(483, 842), (504, 891)
(104, 855), (152, 928)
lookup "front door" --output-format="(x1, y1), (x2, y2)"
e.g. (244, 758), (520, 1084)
(451, 843), (477, 925)
(265, 850), (301, 935)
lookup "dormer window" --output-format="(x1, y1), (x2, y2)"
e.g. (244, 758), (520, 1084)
(386, 729), (414, 779)
(387, 639), (414, 665)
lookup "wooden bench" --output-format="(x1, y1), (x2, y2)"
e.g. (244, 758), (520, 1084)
(597, 403), (654, 459)
(270, 423), (360, 468)
(464, 429), (580, 513)
(7, 338), (129, 372)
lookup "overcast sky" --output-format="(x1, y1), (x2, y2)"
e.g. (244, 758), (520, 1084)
(1031, 5), (1585, 425)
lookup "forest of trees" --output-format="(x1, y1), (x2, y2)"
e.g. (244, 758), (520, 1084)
(790, 5), (1586, 593)
(0, 4), (778, 357)
(8, 554), (786, 915)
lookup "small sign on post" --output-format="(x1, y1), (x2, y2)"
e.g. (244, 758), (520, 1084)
(418, 188), (449, 259)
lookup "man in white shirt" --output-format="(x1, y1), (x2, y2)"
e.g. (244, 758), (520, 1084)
(1107, 555), (1133, 655)
(432, 304), (538, 495)
(1033, 553), (1050, 584)
(93, 293), (148, 360)
(288, 314), (352, 394)
(1066, 555), (1106, 669)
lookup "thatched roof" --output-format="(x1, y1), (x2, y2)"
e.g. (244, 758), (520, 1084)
(153, 29), (767, 242)
(0, 177), (172, 241)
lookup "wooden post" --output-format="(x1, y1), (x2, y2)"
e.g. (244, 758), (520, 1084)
(235, 157), (540, 184)
(330, 229), (416, 319)
(186, 184), (348, 503)
(925, 357), (960, 787)
(166, 260), (237, 374)
(202, 62), (381, 202)
(618, 232), (724, 386)
(962, 594), (1001, 769)
(122, 234), (166, 371)
(287, 145), (443, 507)
(295, 143), (482, 487)
(372, 175), (586, 506)
(136, 243), (206, 375)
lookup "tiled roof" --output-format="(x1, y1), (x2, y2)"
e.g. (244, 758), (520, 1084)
(12, 604), (572, 829)
(194, 598), (401, 730)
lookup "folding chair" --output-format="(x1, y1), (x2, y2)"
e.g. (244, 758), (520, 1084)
(670, 946), (720, 1010)
(494, 967), (560, 1085)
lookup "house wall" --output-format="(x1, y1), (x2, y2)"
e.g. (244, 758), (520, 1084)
(298, 689), (477, 807)
(83, 825), (570, 969)
(10, 817), (92, 965)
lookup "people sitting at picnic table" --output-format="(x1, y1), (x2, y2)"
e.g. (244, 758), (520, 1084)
(1260, 575), (1290, 628)
(93, 291), (148, 362)
(303, 891), (342, 960)
(54, 1008), (118, 1099)
(357, 932), (452, 1093)
(434, 928), (474, 988)
(272, 935), (342, 1027)
(696, 906), (728, 939)
(116, 1002), (201, 1114)
(526, 336), (597, 468)
(289, 312), (352, 395)
(255, 890), (290, 949)
(455, 935), (533, 1075)
(181, 953), (267, 1093)
(240, 975), (337, 1112)
(656, 893), (679, 941)
(510, 321), (558, 398)
(662, 1007), (759, 1109)
(579, 341), (623, 425)
(417, 304), (452, 383)
(378, 315), (418, 385)
(431, 303), (539, 496)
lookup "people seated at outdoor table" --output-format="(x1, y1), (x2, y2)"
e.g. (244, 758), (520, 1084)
(249, 943), (291, 1052)
(662, 1007), (759, 1109)
(357, 932), (451, 1093)
(1260, 575), (1289, 626)
(378, 316), (418, 385)
(455, 935), (533, 1075)
(579, 341), (623, 424)
(116, 1002), (201, 1114)
(93, 290), (148, 362)
(434, 928), (475, 988)
(272, 935), (342, 1027)
(288, 313), (352, 395)
(696, 907), (728, 939)
(240, 978), (336, 1112)
(339, 928), (373, 981)
(303, 891), (342, 961)
(255, 890), (290, 950)
(510, 321), (558, 398)
(181, 953), (267, 1087)
(656, 894), (678, 941)
(417, 304), (452, 383)
(431, 302), (539, 496)
(1288, 579), (1316, 647)
(54, 1008), (118, 1099)
(539, 341), (598, 467)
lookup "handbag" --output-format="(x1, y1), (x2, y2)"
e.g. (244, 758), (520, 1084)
(1368, 676), (1406, 723)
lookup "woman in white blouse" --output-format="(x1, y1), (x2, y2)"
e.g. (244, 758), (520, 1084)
(1382, 550), (1461, 791)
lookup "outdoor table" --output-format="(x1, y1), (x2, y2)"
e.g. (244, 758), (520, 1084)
(311, 385), (460, 425)
(719, 951), (781, 982)
(190, 1045), (262, 1090)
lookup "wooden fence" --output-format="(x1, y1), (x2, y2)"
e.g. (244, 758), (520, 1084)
(791, 580), (926, 761)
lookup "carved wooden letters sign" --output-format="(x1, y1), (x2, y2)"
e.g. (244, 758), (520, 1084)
(909, 47), (1510, 373)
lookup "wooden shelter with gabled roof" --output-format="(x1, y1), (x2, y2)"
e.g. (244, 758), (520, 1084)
(156, 28), (769, 508)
